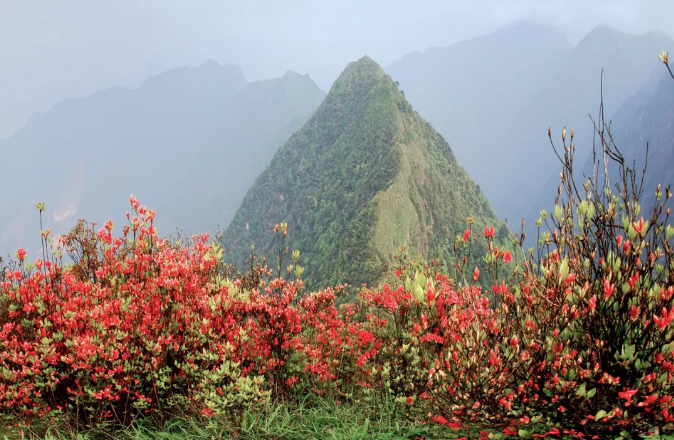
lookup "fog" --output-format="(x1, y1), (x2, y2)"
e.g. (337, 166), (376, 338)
(1, 0), (673, 139)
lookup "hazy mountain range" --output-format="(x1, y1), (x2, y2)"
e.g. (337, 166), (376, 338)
(528, 67), (674, 237)
(606, 69), (674, 211)
(0, 60), (324, 257)
(387, 23), (673, 223)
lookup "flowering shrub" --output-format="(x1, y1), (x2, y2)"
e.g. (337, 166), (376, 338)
(0, 197), (274, 430)
(0, 197), (388, 433)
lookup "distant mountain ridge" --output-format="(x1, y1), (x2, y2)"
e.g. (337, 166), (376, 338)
(587, 67), (674, 213)
(520, 63), (674, 248)
(0, 60), (325, 257)
(222, 56), (504, 290)
(387, 24), (674, 223)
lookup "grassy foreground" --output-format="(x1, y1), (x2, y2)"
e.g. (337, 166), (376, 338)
(3, 399), (457, 440)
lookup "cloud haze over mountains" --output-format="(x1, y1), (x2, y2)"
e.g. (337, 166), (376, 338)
(1, 1), (673, 139)
(0, 61), (324, 256)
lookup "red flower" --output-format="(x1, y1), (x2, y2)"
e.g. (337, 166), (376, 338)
(654, 307), (674, 330)
(129, 194), (140, 210)
(633, 217), (645, 235)
(618, 388), (638, 406)
(16, 248), (27, 262)
(603, 279), (614, 300)
(588, 295), (597, 312)
(431, 415), (448, 425)
(483, 226), (495, 238)
(619, 389), (638, 399)
(661, 286), (674, 301)
(637, 393), (658, 407)
(202, 407), (216, 417)
(473, 267), (480, 282)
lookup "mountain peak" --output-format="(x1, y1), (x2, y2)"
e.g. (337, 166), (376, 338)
(494, 21), (570, 43)
(344, 56), (384, 75)
(199, 58), (220, 68)
(577, 24), (674, 50)
(347, 55), (382, 71)
(222, 57), (501, 290)
(279, 70), (318, 86)
(138, 61), (247, 96)
(281, 70), (304, 79)
(328, 56), (387, 92)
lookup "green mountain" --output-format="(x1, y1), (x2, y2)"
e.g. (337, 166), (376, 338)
(222, 56), (503, 290)
(0, 61), (324, 257)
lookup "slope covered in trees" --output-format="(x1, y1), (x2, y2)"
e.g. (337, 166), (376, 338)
(222, 56), (504, 290)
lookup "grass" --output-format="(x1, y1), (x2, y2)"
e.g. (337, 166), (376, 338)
(1, 398), (461, 440)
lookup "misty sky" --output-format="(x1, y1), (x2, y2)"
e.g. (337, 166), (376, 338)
(1, 0), (673, 139)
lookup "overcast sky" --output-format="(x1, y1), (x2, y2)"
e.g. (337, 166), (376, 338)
(0, 0), (672, 139)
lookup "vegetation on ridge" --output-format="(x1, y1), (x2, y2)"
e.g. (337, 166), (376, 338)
(222, 56), (504, 291)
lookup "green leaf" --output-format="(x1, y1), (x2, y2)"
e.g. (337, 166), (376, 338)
(575, 383), (587, 397)
(622, 343), (636, 360)
(595, 410), (607, 420)
(413, 284), (425, 302)
(586, 388), (596, 399)
(558, 257), (569, 284)
(635, 358), (643, 370)
(628, 224), (637, 240)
